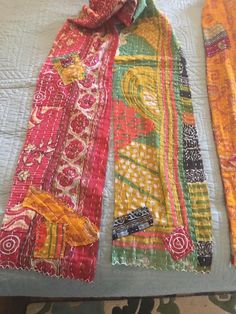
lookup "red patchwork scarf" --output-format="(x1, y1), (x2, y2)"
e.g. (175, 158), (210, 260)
(0, 0), (137, 281)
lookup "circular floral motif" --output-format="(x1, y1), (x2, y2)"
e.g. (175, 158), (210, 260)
(163, 226), (194, 261)
(0, 235), (20, 255)
(71, 114), (89, 134)
(80, 94), (96, 109)
(169, 232), (189, 255)
(57, 167), (78, 187)
(34, 91), (46, 103)
(65, 140), (84, 160)
(79, 73), (95, 88)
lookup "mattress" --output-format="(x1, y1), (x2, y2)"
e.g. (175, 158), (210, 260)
(0, 0), (234, 297)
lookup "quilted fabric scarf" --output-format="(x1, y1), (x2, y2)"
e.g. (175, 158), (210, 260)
(202, 0), (236, 265)
(112, 0), (212, 272)
(0, 0), (212, 281)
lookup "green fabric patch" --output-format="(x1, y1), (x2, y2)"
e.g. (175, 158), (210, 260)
(133, 0), (147, 22)
(134, 130), (160, 148)
(118, 34), (156, 56)
(112, 246), (198, 271)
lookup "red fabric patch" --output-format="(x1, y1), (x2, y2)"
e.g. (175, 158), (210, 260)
(163, 227), (194, 261)
(69, 0), (137, 29)
(113, 100), (155, 157)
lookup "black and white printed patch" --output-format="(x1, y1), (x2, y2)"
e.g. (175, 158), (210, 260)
(112, 207), (153, 240)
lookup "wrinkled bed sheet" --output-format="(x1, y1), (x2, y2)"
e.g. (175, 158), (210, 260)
(0, 0), (234, 297)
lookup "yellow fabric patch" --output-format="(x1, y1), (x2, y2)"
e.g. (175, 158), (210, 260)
(115, 141), (176, 230)
(23, 187), (99, 247)
(53, 54), (85, 85)
(133, 16), (159, 49)
(122, 66), (160, 123)
(34, 220), (66, 259)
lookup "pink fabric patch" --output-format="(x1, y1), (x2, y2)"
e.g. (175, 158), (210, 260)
(163, 227), (194, 261)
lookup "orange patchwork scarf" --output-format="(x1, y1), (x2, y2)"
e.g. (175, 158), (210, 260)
(202, 0), (236, 265)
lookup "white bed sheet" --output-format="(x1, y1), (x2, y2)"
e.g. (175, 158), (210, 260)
(0, 0), (234, 297)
